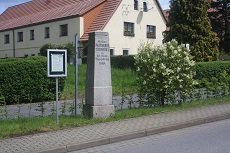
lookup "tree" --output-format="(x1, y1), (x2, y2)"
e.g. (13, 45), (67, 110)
(164, 0), (220, 62)
(209, 0), (230, 53)
(39, 42), (75, 63)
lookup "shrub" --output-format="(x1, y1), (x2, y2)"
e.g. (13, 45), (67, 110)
(39, 43), (56, 56)
(39, 42), (74, 63)
(194, 61), (230, 81)
(111, 55), (135, 69)
(194, 61), (230, 97)
(0, 56), (65, 104)
(135, 40), (196, 106)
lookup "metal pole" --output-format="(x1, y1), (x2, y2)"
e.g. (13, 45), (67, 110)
(56, 77), (59, 124)
(75, 34), (79, 115)
(12, 30), (16, 57)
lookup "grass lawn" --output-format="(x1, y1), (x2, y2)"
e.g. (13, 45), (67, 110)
(61, 64), (137, 99)
(1, 95), (230, 139)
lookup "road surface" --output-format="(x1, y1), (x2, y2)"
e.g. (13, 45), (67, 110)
(72, 119), (230, 153)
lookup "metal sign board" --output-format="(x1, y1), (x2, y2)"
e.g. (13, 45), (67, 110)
(47, 49), (67, 77)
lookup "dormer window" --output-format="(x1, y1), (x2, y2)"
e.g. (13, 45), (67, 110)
(143, 2), (148, 12)
(134, 0), (138, 10)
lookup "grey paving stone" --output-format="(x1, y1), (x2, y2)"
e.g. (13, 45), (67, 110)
(0, 102), (230, 153)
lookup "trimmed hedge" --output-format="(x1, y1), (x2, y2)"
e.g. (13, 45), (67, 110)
(194, 61), (230, 80)
(111, 55), (135, 69)
(83, 57), (230, 79)
(0, 56), (65, 104)
(82, 55), (135, 69)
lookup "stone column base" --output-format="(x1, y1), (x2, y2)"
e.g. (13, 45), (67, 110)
(83, 104), (115, 118)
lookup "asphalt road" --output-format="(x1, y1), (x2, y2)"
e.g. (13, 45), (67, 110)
(72, 119), (230, 153)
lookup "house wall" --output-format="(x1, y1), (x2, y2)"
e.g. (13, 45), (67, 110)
(103, 0), (166, 55)
(0, 17), (84, 58)
(0, 0), (166, 58)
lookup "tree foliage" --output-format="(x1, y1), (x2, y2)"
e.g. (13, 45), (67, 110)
(164, 0), (220, 62)
(208, 0), (230, 53)
(39, 42), (75, 63)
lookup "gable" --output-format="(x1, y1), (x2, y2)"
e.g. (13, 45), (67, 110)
(83, 1), (107, 34)
(80, 0), (122, 41)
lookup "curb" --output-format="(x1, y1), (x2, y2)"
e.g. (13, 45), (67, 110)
(38, 113), (230, 153)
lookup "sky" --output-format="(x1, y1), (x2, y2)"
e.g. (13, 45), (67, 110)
(0, 0), (170, 15)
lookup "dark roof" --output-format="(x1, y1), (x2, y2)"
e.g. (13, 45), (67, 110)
(0, 0), (106, 31)
(0, 0), (166, 40)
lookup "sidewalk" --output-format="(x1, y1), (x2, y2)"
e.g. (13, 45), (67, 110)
(1, 102), (230, 153)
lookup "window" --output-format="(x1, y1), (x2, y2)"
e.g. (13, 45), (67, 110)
(30, 30), (34, 40)
(134, 0), (138, 10)
(60, 24), (68, 36)
(110, 48), (114, 56)
(4, 34), (10, 44)
(18, 32), (23, 42)
(143, 2), (148, 12)
(123, 49), (129, 55)
(45, 27), (50, 38)
(124, 22), (134, 37)
(147, 25), (156, 39)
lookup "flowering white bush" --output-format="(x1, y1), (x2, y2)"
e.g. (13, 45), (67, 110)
(135, 39), (196, 106)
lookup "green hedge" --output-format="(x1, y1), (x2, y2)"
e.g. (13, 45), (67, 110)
(82, 55), (135, 69)
(83, 57), (230, 79)
(194, 61), (230, 80)
(0, 56), (65, 104)
(111, 55), (135, 69)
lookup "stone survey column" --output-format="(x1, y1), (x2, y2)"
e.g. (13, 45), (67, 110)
(83, 31), (115, 118)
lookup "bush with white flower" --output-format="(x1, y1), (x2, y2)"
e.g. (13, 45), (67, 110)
(135, 39), (196, 106)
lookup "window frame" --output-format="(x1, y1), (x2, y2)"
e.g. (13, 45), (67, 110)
(30, 30), (35, 40)
(45, 27), (50, 38)
(134, 0), (138, 10)
(17, 32), (23, 42)
(110, 48), (115, 56)
(122, 49), (129, 55)
(147, 25), (156, 39)
(4, 34), (10, 44)
(60, 24), (68, 37)
(143, 2), (148, 12)
(124, 22), (135, 37)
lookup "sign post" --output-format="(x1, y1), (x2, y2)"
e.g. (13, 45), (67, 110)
(75, 34), (78, 115)
(47, 49), (67, 124)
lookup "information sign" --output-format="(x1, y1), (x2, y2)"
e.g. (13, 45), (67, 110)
(47, 49), (67, 77)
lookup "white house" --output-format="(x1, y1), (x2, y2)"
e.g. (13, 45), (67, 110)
(0, 0), (166, 58)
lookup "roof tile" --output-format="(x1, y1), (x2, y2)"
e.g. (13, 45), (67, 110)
(80, 0), (122, 40)
(0, 0), (105, 31)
